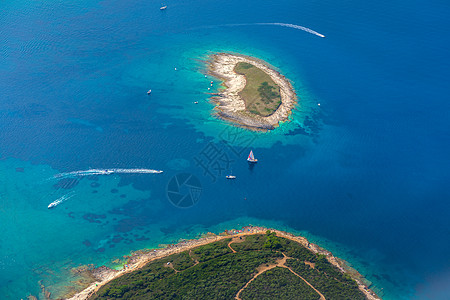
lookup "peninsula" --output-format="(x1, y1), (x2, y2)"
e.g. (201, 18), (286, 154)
(208, 53), (297, 131)
(66, 227), (380, 300)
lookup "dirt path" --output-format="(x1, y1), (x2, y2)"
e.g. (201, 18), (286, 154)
(228, 241), (237, 253)
(281, 262), (325, 299)
(228, 236), (245, 253)
(235, 253), (325, 300)
(188, 249), (199, 266)
(235, 256), (287, 300)
(164, 262), (179, 273)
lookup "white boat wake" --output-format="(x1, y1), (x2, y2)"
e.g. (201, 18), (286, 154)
(111, 168), (164, 174)
(255, 23), (325, 38)
(48, 192), (75, 209)
(194, 22), (325, 38)
(54, 168), (163, 179)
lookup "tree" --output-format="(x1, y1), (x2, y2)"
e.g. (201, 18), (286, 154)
(264, 231), (281, 249)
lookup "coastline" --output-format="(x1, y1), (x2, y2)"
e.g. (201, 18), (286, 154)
(67, 226), (380, 300)
(208, 53), (297, 131)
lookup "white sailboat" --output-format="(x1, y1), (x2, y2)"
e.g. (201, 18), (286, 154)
(247, 150), (258, 163)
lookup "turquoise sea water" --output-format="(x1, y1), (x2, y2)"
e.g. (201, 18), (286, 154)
(1, 0), (450, 299)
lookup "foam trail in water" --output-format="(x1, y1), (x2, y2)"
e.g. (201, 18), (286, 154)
(54, 168), (163, 179)
(255, 23), (325, 38)
(111, 168), (163, 174)
(190, 22), (325, 38)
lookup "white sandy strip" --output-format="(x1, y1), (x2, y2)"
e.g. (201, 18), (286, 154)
(210, 54), (247, 112)
(209, 53), (297, 130)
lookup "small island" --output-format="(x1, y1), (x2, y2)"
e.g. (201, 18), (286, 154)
(208, 53), (297, 131)
(67, 227), (380, 300)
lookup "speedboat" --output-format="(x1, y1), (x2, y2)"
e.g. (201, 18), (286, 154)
(160, 5), (167, 10)
(48, 201), (59, 209)
(147, 89), (152, 95)
(226, 170), (236, 179)
(101, 169), (114, 175)
(48, 193), (74, 209)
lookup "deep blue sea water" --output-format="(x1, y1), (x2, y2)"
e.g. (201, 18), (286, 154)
(1, 0), (450, 299)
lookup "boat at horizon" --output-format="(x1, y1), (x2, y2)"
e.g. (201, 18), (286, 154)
(247, 150), (258, 163)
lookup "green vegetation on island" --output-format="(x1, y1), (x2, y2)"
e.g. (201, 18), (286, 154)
(90, 231), (367, 300)
(240, 267), (320, 300)
(234, 62), (282, 117)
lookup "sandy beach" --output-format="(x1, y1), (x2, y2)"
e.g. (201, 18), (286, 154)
(67, 226), (380, 300)
(208, 53), (297, 131)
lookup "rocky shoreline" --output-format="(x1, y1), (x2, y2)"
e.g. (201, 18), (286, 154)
(66, 226), (380, 300)
(208, 53), (298, 131)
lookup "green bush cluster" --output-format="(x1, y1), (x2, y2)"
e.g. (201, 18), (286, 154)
(240, 267), (320, 300)
(234, 62), (282, 117)
(190, 239), (231, 262)
(286, 258), (366, 300)
(257, 82), (280, 105)
(263, 230), (282, 249)
(237, 62), (254, 69)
